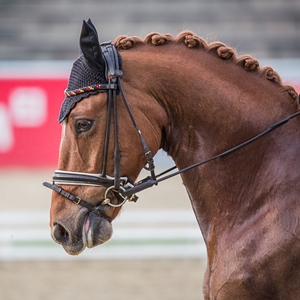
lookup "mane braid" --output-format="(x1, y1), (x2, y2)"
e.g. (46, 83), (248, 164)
(113, 31), (299, 102)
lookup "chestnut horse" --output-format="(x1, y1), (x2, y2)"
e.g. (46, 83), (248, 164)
(44, 20), (300, 299)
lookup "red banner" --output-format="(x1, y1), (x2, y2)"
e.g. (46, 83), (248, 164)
(0, 77), (299, 168)
(0, 78), (67, 167)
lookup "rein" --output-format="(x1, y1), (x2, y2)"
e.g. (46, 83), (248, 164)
(43, 41), (300, 220)
(125, 108), (300, 197)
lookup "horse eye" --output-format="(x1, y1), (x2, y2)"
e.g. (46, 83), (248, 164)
(76, 120), (93, 133)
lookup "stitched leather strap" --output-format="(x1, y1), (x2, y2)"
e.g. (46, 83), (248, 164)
(43, 182), (112, 222)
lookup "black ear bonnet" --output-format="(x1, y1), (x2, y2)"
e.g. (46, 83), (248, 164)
(59, 19), (122, 123)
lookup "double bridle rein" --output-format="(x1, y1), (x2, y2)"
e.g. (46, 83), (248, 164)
(43, 42), (300, 222)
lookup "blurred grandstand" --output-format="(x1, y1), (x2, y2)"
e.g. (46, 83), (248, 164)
(0, 0), (299, 61)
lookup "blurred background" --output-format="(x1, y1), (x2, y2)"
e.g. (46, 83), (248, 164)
(0, 0), (300, 299)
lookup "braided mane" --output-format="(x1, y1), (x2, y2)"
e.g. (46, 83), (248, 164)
(113, 31), (298, 102)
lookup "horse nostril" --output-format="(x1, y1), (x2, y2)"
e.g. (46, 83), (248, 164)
(52, 223), (69, 244)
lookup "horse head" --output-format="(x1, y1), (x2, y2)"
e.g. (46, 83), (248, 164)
(47, 20), (166, 255)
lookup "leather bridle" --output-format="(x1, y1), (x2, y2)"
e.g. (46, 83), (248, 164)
(43, 42), (157, 221)
(43, 42), (300, 222)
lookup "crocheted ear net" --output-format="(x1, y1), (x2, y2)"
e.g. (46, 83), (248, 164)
(58, 54), (107, 123)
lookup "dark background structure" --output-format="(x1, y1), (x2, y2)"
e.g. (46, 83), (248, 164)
(1, 0), (299, 61)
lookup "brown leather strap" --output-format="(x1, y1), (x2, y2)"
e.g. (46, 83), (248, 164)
(43, 182), (112, 222)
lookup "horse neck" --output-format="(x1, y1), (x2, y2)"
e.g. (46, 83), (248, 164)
(145, 48), (297, 160)
(124, 46), (299, 239)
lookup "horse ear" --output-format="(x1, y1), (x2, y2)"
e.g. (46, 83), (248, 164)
(80, 19), (105, 72)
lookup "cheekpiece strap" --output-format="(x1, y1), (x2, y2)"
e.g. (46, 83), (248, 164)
(100, 42), (123, 81)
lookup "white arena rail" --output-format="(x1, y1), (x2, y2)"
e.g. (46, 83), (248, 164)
(0, 210), (206, 261)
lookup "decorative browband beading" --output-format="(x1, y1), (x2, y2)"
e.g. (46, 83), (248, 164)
(64, 83), (118, 97)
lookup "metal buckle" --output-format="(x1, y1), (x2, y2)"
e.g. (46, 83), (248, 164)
(73, 197), (81, 205)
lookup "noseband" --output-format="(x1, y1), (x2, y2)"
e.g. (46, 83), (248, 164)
(43, 42), (300, 221)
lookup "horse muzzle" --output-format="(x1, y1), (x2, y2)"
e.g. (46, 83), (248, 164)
(51, 208), (113, 255)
